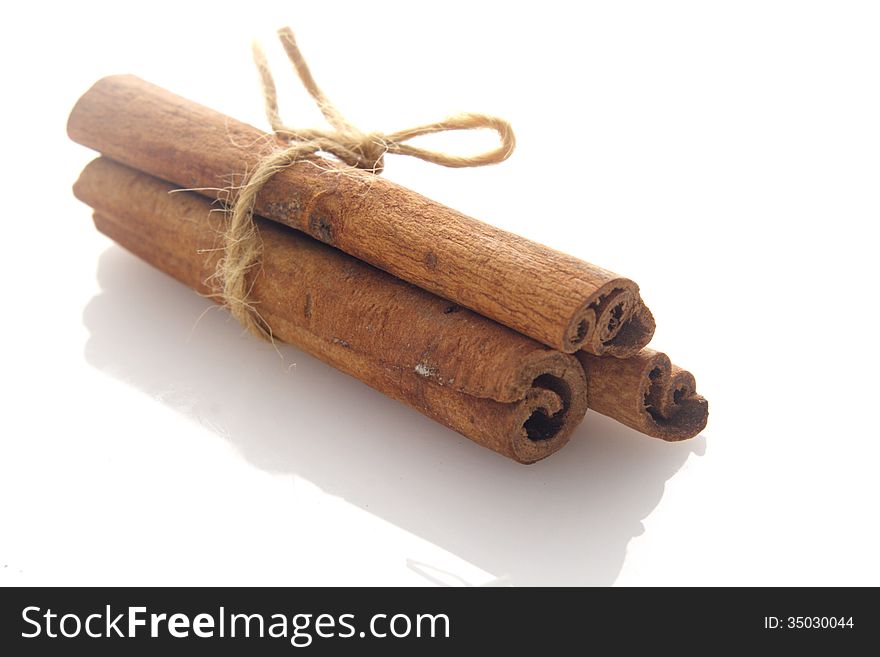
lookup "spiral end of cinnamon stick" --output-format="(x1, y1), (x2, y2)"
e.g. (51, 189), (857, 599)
(642, 360), (708, 441)
(505, 359), (588, 463)
(577, 348), (707, 441)
(564, 279), (656, 357)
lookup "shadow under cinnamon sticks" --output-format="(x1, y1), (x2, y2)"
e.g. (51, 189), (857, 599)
(83, 245), (706, 585)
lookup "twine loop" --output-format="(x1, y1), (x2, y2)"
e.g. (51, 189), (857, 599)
(219, 27), (516, 340)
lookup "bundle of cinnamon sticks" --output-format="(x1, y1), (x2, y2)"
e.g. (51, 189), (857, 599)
(68, 69), (707, 464)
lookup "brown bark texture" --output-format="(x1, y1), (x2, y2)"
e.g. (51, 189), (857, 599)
(67, 75), (655, 356)
(75, 157), (590, 463)
(577, 349), (708, 441)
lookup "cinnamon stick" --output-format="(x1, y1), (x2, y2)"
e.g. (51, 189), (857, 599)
(577, 349), (708, 441)
(67, 75), (655, 356)
(74, 157), (589, 463)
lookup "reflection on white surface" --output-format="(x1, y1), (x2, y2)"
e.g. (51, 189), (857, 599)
(83, 246), (705, 586)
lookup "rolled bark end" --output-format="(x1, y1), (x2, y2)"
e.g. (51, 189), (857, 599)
(577, 349), (708, 441)
(565, 280), (656, 357)
(506, 365), (588, 464)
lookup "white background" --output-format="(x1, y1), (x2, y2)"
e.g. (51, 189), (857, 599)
(1, 1), (878, 586)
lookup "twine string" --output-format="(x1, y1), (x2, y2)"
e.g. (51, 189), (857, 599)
(219, 27), (516, 340)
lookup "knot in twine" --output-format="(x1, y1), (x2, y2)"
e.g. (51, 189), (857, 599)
(220, 27), (516, 340)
